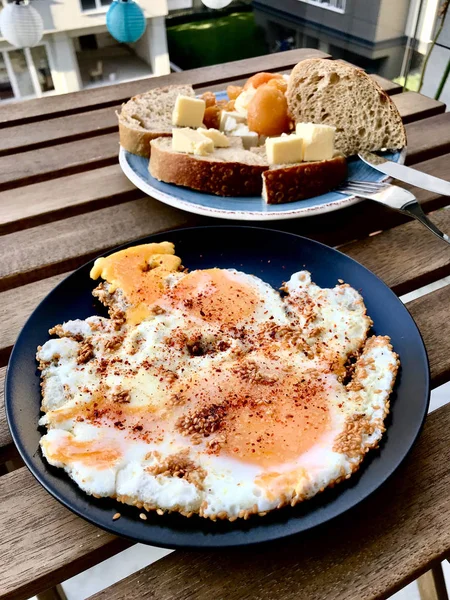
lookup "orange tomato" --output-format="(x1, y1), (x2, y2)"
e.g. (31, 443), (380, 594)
(227, 85), (243, 100)
(266, 77), (287, 94)
(244, 72), (283, 90)
(247, 85), (290, 136)
(203, 105), (221, 129)
(200, 91), (216, 108)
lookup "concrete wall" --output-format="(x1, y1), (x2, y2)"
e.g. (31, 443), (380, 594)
(167, 0), (193, 11)
(46, 32), (82, 94)
(253, 0), (382, 43)
(375, 0), (410, 42)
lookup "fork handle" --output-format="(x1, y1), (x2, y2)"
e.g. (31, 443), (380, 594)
(400, 202), (450, 245)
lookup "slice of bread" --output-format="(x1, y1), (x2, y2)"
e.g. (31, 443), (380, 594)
(149, 137), (268, 197)
(118, 85), (195, 157)
(262, 155), (347, 204)
(287, 59), (406, 157)
(149, 137), (347, 202)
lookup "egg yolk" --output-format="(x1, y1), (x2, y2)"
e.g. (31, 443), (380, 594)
(164, 269), (260, 327)
(174, 367), (332, 468)
(42, 437), (122, 469)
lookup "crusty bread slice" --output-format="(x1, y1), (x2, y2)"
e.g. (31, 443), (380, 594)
(287, 59), (406, 157)
(149, 137), (268, 197)
(150, 137), (346, 202)
(118, 85), (195, 157)
(262, 155), (347, 204)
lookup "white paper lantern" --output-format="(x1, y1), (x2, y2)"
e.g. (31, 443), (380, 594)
(0, 2), (44, 48)
(201, 0), (233, 9)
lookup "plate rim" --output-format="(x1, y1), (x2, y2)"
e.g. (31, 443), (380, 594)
(119, 146), (407, 222)
(5, 225), (430, 549)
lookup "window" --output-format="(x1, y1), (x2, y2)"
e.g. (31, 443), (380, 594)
(299, 0), (346, 13)
(0, 45), (55, 102)
(80, 0), (112, 11)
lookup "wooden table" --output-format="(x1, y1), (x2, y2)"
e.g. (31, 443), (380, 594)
(1, 48), (450, 600)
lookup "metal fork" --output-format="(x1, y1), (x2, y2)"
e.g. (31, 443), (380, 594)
(336, 180), (450, 245)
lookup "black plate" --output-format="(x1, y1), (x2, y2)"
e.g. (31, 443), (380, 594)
(6, 226), (430, 549)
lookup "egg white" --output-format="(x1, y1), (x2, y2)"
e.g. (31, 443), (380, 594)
(38, 269), (398, 520)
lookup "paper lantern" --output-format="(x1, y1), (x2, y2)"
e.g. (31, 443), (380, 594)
(0, 2), (44, 48)
(201, 0), (233, 8)
(106, 0), (146, 44)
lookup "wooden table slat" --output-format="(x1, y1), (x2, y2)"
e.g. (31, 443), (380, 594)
(0, 164), (140, 235)
(0, 133), (119, 192)
(392, 90), (446, 124)
(405, 112), (450, 164)
(0, 49), (330, 128)
(0, 198), (200, 292)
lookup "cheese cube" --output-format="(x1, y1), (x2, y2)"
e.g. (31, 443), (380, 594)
(197, 128), (230, 148)
(295, 123), (335, 161)
(231, 124), (259, 149)
(219, 110), (247, 132)
(172, 95), (206, 128)
(172, 128), (213, 156)
(265, 134), (303, 165)
(234, 86), (257, 116)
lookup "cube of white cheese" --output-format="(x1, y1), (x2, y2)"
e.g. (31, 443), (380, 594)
(172, 128), (213, 156)
(295, 123), (335, 161)
(172, 96), (206, 128)
(265, 134), (303, 165)
(219, 110), (247, 133)
(230, 124), (259, 149)
(197, 128), (230, 148)
(234, 86), (257, 116)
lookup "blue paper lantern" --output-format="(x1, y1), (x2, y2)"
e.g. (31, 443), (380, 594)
(106, 0), (146, 44)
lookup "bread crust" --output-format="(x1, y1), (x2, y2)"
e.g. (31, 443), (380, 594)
(119, 121), (171, 158)
(149, 141), (268, 197)
(262, 156), (347, 204)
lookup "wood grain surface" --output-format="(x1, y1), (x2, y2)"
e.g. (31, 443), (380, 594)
(0, 133), (119, 191)
(0, 48), (330, 127)
(0, 106), (118, 156)
(0, 467), (130, 600)
(341, 207), (450, 296)
(392, 91), (446, 124)
(88, 397), (450, 600)
(0, 272), (69, 365)
(405, 113), (450, 164)
(0, 198), (202, 291)
(0, 165), (140, 235)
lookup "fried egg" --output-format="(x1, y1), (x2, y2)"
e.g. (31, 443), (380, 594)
(37, 243), (399, 520)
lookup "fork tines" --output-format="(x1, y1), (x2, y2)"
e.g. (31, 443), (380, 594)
(336, 180), (389, 194)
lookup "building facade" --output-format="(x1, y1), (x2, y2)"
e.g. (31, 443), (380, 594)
(0, 0), (171, 103)
(252, 0), (439, 80)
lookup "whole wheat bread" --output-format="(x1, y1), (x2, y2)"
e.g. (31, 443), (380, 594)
(150, 137), (268, 197)
(287, 59), (406, 157)
(118, 85), (195, 157)
(150, 137), (347, 201)
(263, 155), (347, 204)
